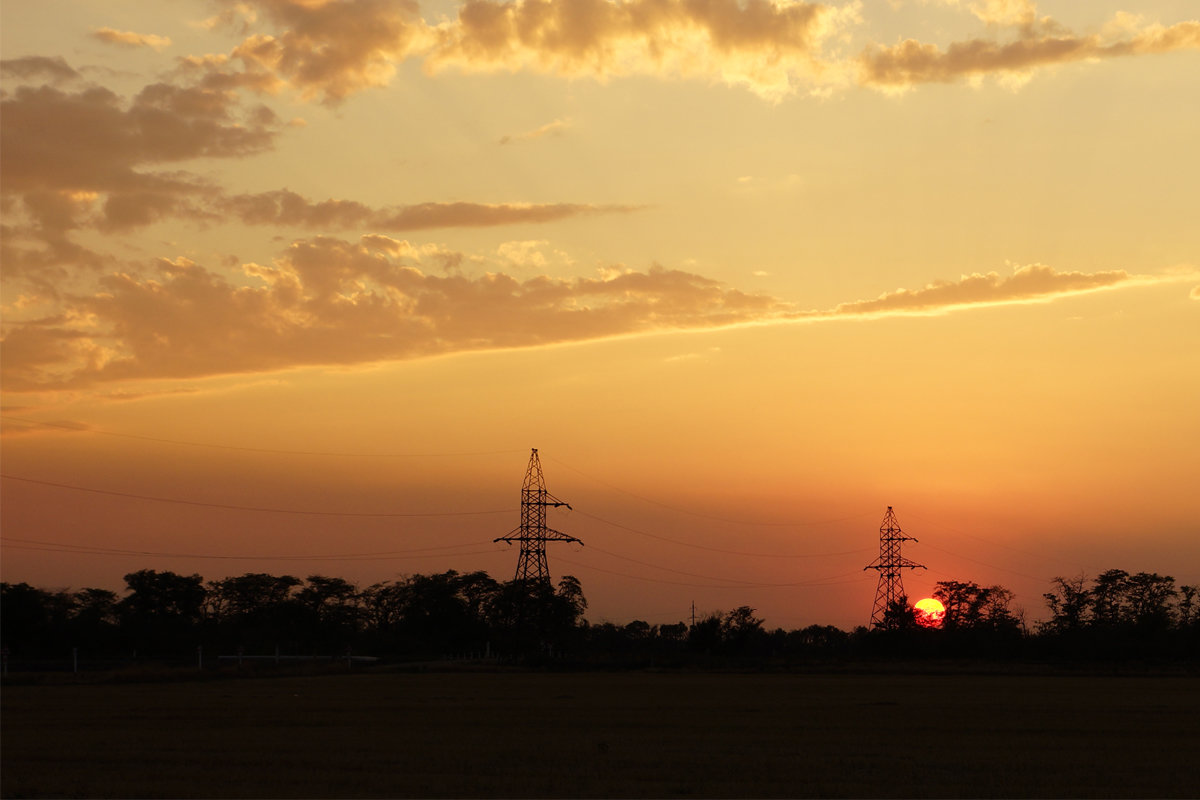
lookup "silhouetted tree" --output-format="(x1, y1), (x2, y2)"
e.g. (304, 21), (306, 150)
(659, 622), (687, 643)
(1037, 569), (1198, 659)
(722, 606), (766, 653)
(624, 620), (652, 641)
(119, 569), (206, 655)
(69, 588), (120, 651)
(1179, 585), (1198, 628)
(1041, 574), (1092, 633)
(881, 596), (918, 631)
(297, 575), (359, 650)
(1091, 569), (1131, 628)
(387, 570), (499, 655)
(934, 580), (1020, 633)
(1124, 572), (1178, 631)
(687, 612), (725, 654)
(1, 583), (71, 656)
(206, 573), (304, 651)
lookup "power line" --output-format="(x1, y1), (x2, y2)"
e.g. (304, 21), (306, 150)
(904, 509), (1107, 575)
(0, 416), (524, 459)
(583, 544), (773, 586)
(0, 535), (502, 562)
(919, 541), (1048, 583)
(557, 552), (867, 590)
(574, 509), (874, 559)
(0, 474), (514, 518)
(545, 455), (875, 527)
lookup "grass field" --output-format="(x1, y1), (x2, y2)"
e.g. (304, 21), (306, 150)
(3, 668), (1199, 798)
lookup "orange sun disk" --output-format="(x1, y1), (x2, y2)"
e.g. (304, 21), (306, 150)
(914, 597), (945, 628)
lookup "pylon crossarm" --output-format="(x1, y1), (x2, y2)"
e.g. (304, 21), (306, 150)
(542, 527), (581, 543)
(536, 490), (571, 509)
(493, 527), (522, 544)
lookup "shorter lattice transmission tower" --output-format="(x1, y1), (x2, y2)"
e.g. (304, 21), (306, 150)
(863, 506), (925, 628)
(494, 448), (582, 584)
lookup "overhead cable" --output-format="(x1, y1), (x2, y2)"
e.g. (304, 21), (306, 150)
(575, 509), (874, 559)
(0, 474), (514, 518)
(0, 416), (524, 459)
(545, 454), (876, 527)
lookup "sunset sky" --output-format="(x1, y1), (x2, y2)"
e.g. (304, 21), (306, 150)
(2, 0), (1198, 631)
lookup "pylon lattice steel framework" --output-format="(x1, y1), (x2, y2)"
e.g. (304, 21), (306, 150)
(494, 449), (581, 584)
(863, 506), (926, 628)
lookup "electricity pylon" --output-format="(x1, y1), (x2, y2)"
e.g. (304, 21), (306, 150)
(863, 506), (925, 628)
(494, 448), (581, 584)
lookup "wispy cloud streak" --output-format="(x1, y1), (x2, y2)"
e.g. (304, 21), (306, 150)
(92, 28), (173, 52)
(4, 257), (1187, 393)
(858, 17), (1200, 88)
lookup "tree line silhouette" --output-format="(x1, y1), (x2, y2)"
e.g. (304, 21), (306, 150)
(2, 568), (1197, 669)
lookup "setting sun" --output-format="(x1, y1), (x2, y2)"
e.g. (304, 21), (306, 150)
(914, 598), (946, 629)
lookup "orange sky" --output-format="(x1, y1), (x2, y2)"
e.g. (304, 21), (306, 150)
(2, 0), (1198, 630)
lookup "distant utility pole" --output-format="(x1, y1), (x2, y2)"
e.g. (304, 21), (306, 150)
(863, 506), (925, 628)
(494, 449), (582, 584)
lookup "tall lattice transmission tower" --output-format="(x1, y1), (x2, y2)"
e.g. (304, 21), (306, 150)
(863, 506), (925, 628)
(494, 448), (581, 583)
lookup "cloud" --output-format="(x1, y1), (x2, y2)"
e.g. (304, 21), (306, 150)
(0, 74), (284, 284)
(5, 255), (1187, 392)
(499, 117), (573, 145)
(425, 0), (854, 100)
(201, 0), (431, 104)
(0, 238), (785, 390)
(220, 189), (639, 231)
(929, 0), (1038, 28)
(0, 81), (281, 198)
(0, 69), (618, 290)
(198, 0), (856, 102)
(92, 28), (173, 52)
(190, 1), (1199, 101)
(0, 56), (81, 84)
(858, 17), (1200, 88)
(816, 263), (1135, 317)
(1190, 285), (1200, 301)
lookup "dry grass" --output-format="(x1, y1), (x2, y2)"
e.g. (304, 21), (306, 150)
(3, 669), (1198, 797)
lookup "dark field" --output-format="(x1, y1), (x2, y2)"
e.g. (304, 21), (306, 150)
(3, 669), (1199, 798)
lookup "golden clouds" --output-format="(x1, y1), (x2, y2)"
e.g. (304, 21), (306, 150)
(858, 18), (1200, 89)
(180, 1), (1200, 99)
(826, 264), (1133, 317)
(0, 82), (280, 196)
(0, 75), (280, 286)
(1, 238), (784, 390)
(209, 0), (428, 103)
(0, 56), (81, 84)
(940, 0), (1037, 28)
(5, 253), (1182, 392)
(499, 118), (573, 145)
(221, 190), (638, 231)
(92, 28), (173, 51)
(195, 0), (850, 101)
(0, 66), (629, 290)
(424, 0), (842, 98)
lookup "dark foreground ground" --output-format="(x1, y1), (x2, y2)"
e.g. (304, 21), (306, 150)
(3, 668), (1199, 798)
